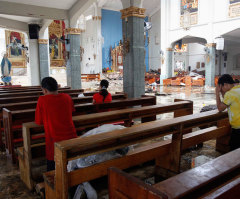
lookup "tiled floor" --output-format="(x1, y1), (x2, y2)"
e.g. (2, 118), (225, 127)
(0, 85), (220, 199)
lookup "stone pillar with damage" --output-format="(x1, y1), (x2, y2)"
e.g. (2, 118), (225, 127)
(205, 43), (216, 87)
(38, 39), (49, 80)
(65, 28), (83, 89)
(121, 6), (146, 98)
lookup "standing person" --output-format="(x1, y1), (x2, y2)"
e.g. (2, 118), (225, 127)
(216, 74), (240, 151)
(93, 79), (112, 103)
(35, 77), (77, 171)
(1, 53), (12, 86)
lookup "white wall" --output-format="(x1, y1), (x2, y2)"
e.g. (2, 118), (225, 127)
(0, 28), (6, 62)
(167, 0), (240, 45)
(188, 43), (205, 71)
(80, 6), (102, 74)
(149, 9), (161, 71)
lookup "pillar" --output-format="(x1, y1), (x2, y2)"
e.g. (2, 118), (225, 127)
(38, 39), (49, 80)
(121, 6), (146, 98)
(65, 28), (82, 89)
(29, 39), (40, 85)
(166, 48), (173, 78)
(205, 43), (216, 87)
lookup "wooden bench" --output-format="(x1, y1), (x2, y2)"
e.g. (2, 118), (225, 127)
(108, 148), (240, 199)
(43, 110), (230, 199)
(81, 73), (100, 81)
(192, 78), (205, 87)
(0, 89), (84, 98)
(4, 96), (156, 163)
(18, 100), (193, 189)
(0, 86), (70, 93)
(0, 93), (126, 149)
(0, 93), (127, 152)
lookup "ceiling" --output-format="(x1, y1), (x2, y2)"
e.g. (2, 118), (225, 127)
(99, 0), (160, 15)
(0, 0), (78, 9)
(0, 14), (41, 23)
(0, 0), (161, 25)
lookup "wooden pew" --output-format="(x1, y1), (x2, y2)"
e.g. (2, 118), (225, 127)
(0, 89), (84, 98)
(43, 110), (230, 199)
(4, 96), (156, 163)
(108, 148), (240, 199)
(0, 93), (127, 152)
(0, 87), (70, 93)
(0, 90), (84, 104)
(192, 78), (205, 86)
(18, 100), (193, 189)
(0, 93), (125, 148)
(81, 73), (100, 81)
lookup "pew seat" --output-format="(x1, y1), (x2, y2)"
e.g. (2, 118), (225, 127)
(108, 148), (240, 199)
(43, 110), (230, 199)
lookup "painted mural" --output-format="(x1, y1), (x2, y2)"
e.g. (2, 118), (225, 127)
(181, 0), (198, 15)
(48, 20), (66, 67)
(5, 30), (26, 67)
(230, 0), (240, 4)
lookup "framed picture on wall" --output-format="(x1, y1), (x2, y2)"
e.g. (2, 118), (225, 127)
(5, 30), (26, 68)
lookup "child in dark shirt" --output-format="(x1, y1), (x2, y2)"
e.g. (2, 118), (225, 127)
(35, 77), (77, 171)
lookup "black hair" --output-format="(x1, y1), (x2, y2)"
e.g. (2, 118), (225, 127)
(41, 77), (58, 92)
(218, 74), (235, 86)
(99, 79), (109, 102)
(235, 79), (240, 84)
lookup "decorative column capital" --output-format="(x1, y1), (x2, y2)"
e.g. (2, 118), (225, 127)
(38, 39), (48, 44)
(166, 48), (173, 51)
(65, 28), (85, 35)
(206, 43), (216, 48)
(120, 6), (146, 19)
(92, 16), (102, 20)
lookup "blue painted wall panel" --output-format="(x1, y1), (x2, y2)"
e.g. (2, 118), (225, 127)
(101, 9), (123, 69)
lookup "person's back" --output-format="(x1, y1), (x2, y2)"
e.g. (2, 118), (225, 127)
(93, 79), (112, 104)
(35, 77), (77, 171)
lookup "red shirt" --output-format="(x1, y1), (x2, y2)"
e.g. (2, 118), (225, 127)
(93, 92), (112, 103)
(35, 93), (77, 160)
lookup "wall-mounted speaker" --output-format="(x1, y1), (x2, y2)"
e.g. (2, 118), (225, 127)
(28, 24), (40, 39)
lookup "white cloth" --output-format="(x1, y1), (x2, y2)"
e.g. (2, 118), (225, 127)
(68, 124), (129, 199)
(3, 60), (9, 76)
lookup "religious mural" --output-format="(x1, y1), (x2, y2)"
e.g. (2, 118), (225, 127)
(181, 0), (198, 15)
(48, 20), (66, 67)
(230, 0), (240, 4)
(180, 0), (199, 27)
(5, 30), (26, 68)
(229, 0), (240, 17)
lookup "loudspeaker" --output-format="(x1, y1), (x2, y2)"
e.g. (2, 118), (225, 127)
(28, 24), (40, 39)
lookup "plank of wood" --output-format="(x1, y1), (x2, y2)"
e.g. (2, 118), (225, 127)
(154, 148), (240, 199)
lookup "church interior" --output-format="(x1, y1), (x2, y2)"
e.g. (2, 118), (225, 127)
(0, 0), (240, 198)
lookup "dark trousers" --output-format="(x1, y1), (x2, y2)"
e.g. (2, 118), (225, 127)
(47, 160), (55, 171)
(230, 128), (240, 151)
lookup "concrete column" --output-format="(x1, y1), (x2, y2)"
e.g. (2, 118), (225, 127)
(66, 28), (82, 89)
(38, 39), (49, 80)
(29, 39), (40, 85)
(95, 7), (103, 74)
(205, 43), (216, 87)
(121, 6), (146, 98)
(160, 0), (171, 84)
(166, 48), (173, 78)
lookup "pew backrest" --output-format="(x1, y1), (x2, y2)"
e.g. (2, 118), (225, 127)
(47, 110), (229, 199)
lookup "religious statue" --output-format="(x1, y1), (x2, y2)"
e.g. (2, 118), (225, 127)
(1, 53), (12, 85)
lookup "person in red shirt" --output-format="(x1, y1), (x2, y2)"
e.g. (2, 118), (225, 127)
(93, 79), (112, 103)
(35, 77), (77, 171)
